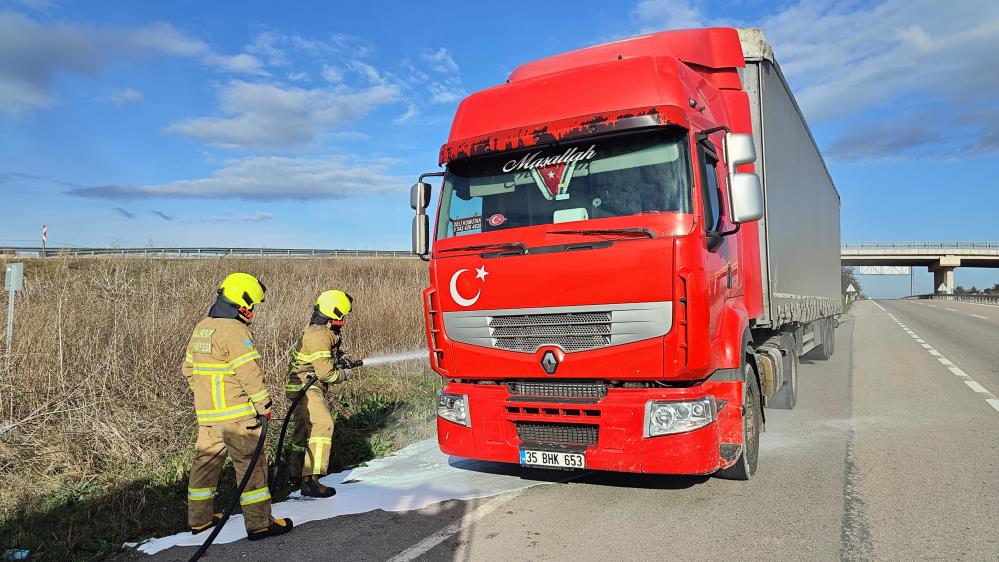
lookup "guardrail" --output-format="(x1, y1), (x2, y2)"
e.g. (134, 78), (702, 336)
(842, 242), (999, 249)
(0, 246), (413, 259)
(915, 294), (999, 305)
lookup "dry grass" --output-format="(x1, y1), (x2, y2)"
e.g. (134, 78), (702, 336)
(0, 256), (437, 560)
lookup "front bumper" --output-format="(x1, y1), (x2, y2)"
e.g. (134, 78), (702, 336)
(436, 380), (744, 475)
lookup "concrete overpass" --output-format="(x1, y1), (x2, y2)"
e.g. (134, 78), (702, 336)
(841, 242), (999, 293)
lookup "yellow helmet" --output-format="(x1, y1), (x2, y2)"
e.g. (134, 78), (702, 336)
(219, 273), (266, 310)
(316, 290), (353, 322)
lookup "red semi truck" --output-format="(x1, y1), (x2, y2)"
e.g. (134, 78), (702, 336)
(409, 28), (841, 479)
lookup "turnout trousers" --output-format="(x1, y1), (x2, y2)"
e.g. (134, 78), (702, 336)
(188, 418), (272, 532)
(288, 387), (335, 477)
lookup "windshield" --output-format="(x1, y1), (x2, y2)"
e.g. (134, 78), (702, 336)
(437, 130), (691, 239)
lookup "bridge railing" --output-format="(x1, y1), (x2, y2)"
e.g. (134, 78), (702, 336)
(915, 294), (999, 305)
(842, 242), (999, 250)
(0, 246), (414, 259)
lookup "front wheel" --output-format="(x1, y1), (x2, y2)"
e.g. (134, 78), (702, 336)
(715, 359), (762, 481)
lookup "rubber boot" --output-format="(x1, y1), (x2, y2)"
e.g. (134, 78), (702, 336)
(301, 475), (336, 498)
(247, 517), (294, 541)
(190, 513), (223, 535)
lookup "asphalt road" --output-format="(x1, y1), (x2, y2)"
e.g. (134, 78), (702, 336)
(143, 300), (999, 562)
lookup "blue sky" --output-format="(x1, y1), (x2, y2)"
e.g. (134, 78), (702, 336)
(1, 0), (997, 297)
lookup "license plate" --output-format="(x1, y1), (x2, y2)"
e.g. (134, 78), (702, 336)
(520, 449), (586, 469)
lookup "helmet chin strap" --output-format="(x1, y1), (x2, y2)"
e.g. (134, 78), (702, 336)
(239, 307), (254, 320)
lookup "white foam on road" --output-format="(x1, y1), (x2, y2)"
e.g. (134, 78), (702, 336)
(138, 439), (560, 554)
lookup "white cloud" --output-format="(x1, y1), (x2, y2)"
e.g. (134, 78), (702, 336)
(321, 64), (342, 83)
(287, 71), (308, 82)
(204, 211), (274, 223)
(105, 87), (143, 106)
(395, 104), (420, 123)
(630, 0), (999, 159)
(420, 47), (459, 73)
(0, 12), (264, 117)
(633, 0), (703, 33)
(429, 83), (465, 104)
(165, 80), (399, 149)
(66, 154), (405, 200)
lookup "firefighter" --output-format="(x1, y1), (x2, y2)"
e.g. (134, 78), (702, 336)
(285, 289), (356, 498)
(183, 272), (293, 541)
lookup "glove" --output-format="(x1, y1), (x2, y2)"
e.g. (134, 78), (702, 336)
(335, 353), (361, 370)
(255, 399), (273, 420)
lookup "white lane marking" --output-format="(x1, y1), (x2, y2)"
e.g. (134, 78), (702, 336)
(945, 307), (957, 312)
(970, 313), (987, 319)
(928, 304), (937, 308)
(386, 492), (522, 562)
(965, 381), (990, 394)
(873, 301), (998, 414)
(949, 366), (970, 378)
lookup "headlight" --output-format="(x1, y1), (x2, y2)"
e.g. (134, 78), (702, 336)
(437, 390), (470, 427)
(644, 397), (716, 437)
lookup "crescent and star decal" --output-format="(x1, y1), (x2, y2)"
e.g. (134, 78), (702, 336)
(449, 265), (489, 307)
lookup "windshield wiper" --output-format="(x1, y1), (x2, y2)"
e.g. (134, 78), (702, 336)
(548, 228), (656, 239)
(439, 242), (528, 255)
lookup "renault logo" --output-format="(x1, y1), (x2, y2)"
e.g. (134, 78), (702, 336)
(540, 350), (559, 375)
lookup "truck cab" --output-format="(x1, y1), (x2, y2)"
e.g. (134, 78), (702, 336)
(409, 28), (831, 479)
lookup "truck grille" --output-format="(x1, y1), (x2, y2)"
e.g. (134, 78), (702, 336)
(508, 381), (608, 400)
(490, 311), (611, 352)
(516, 422), (598, 446)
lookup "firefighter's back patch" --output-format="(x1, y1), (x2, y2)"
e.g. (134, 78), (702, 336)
(191, 328), (215, 354)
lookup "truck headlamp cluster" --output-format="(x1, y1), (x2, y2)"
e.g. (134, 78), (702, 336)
(437, 390), (470, 427)
(643, 397), (716, 437)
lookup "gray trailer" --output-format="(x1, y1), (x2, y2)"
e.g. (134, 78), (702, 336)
(738, 29), (842, 407)
(739, 28), (842, 329)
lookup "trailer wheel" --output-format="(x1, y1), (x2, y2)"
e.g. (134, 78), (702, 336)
(813, 319), (834, 360)
(716, 360), (761, 481)
(768, 350), (798, 409)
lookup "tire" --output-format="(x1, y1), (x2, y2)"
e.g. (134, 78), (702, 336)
(768, 350), (798, 409)
(716, 360), (762, 480)
(814, 319), (833, 360)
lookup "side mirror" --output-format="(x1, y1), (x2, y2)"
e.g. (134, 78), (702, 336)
(410, 182), (432, 211)
(727, 172), (764, 223)
(722, 133), (756, 174)
(412, 215), (429, 256)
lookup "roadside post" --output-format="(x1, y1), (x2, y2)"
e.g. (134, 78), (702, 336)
(4, 262), (23, 366)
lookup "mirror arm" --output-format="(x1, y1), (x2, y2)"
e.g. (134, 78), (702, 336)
(419, 171), (445, 184)
(695, 125), (730, 143)
(719, 222), (741, 238)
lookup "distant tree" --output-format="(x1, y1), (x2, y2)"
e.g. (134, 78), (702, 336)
(954, 285), (967, 295)
(841, 267), (863, 298)
(969, 286), (979, 294)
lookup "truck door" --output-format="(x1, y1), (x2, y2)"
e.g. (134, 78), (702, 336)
(696, 139), (730, 355)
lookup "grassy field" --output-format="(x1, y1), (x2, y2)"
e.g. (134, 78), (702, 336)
(0, 255), (438, 560)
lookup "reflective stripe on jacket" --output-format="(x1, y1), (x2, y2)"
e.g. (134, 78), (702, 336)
(285, 324), (341, 392)
(182, 317), (270, 425)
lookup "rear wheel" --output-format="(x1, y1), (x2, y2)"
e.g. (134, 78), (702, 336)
(768, 349), (798, 409)
(716, 359), (761, 480)
(814, 319), (834, 360)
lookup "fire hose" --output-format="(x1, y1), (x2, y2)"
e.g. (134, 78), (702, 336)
(188, 415), (269, 562)
(189, 355), (362, 562)
(270, 356), (363, 489)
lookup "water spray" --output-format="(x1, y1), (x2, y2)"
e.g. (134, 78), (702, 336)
(358, 349), (426, 367)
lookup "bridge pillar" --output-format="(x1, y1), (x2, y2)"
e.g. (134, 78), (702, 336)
(929, 256), (960, 295)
